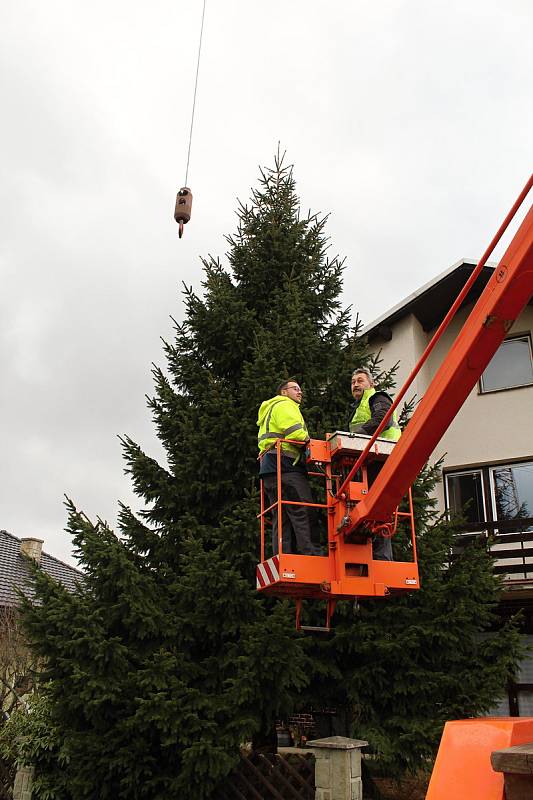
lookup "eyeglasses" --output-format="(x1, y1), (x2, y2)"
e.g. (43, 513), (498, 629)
(286, 384), (302, 392)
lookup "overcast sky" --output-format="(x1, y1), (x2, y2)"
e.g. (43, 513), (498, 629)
(1, 0), (531, 566)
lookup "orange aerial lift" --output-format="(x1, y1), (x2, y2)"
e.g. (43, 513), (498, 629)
(256, 175), (533, 631)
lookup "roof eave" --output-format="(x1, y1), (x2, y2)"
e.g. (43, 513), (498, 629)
(361, 258), (495, 336)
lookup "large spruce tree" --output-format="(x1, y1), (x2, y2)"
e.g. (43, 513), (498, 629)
(18, 153), (368, 800)
(17, 152), (522, 797)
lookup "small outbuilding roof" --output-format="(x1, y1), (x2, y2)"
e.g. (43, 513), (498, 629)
(0, 529), (83, 607)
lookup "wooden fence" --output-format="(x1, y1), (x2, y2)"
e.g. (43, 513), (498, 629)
(0, 758), (14, 800)
(218, 751), (315, 800)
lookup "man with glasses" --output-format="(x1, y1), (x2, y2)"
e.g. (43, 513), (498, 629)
(257, 379), (320, 556)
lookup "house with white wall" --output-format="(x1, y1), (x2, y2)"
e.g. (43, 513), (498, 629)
(363, 258), (533, 714)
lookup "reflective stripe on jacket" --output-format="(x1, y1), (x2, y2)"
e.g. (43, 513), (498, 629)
(257, 395), (308, 463)
(349, 388), (401, 442)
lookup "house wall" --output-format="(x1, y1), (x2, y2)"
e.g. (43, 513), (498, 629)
(374, 314), (430, 405)
(368, 299), (533, 717)
(368, 303), (533, 512)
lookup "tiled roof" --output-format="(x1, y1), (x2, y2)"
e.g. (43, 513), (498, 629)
(0, 530), (83, 606)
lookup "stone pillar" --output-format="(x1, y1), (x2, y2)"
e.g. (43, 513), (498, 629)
(13, 765), (34, 800)
(307, 735), (368, 800)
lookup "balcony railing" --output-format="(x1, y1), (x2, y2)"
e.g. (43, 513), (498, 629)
(453, 518), (533, 582)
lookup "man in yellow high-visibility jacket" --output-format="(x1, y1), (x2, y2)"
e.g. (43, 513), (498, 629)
(347, 368), (401, 560)
(348, 368), (401, 441)
(257, 379), (320, 556)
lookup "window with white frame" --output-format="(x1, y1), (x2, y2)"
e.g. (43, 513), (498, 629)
(446, 470), (486, 530)
(445, 461), (533, 580)
(491, 463), (533, 532)
(446, 462), (533, 530)
(480, 334), (533, 393)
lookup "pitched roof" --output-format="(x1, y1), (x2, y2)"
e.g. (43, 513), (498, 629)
(0, 530), (83, 606)
(362, 259), (500, 338)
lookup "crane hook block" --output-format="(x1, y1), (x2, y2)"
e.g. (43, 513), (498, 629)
(174, 187), (193, 239)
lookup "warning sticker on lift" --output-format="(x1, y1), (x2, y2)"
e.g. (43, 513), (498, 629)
(405, 579), (418, 585)
(282, 571), (296, 579)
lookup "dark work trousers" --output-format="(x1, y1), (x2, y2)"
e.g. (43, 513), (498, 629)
(262, 472), (319, 556)
(367, 461), (393, 561)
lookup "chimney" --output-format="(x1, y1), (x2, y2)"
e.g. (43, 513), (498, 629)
(20, 537), (44, 564)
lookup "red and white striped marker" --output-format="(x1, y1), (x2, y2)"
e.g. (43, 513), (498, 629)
(256, 556), (280, 589)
